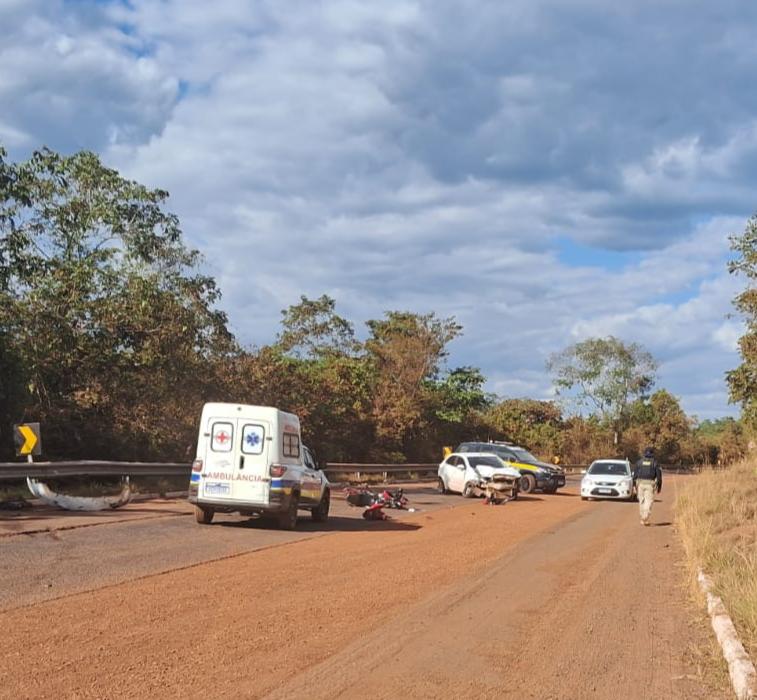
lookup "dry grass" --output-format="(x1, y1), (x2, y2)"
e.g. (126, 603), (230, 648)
(676, 458), (757, 660)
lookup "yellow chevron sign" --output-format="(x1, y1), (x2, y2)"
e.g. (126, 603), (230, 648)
(14, 423), (41, 456)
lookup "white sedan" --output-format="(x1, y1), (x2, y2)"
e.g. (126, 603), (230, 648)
(580, 459), (635, 501)
(438, 452), (522, 498)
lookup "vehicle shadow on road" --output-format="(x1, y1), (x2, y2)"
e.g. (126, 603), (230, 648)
(300, 515), (422, 532)
(217, 515), (422, 533)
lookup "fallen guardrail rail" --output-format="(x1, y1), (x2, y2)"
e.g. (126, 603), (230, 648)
(0, 461), (192, 512)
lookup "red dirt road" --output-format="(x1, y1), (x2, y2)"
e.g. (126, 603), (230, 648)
(0, 478), (728, 699)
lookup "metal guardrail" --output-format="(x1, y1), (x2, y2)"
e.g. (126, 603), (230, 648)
(0, 459), (692, 483)
(0, 461), (441, 483)
(0, 461), (190, 481)
(325, 463), (590, 479)
(323, 463), (439, 481)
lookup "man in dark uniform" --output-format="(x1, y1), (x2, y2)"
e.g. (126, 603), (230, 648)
(633, 447), (662, 526)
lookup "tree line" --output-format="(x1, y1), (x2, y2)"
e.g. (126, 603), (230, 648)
(0, 147), (752, 465)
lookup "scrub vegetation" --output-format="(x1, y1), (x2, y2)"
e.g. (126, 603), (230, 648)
(676, 459), (757, 659)
(0, 146), (752, 466)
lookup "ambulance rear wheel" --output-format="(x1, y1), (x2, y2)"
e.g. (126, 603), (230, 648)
(311, 490), (330, 523)
(195, 506), (214, 524)
(278, 492), (299, 530)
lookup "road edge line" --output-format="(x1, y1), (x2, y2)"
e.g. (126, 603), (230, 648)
(697, 569), (757, 700)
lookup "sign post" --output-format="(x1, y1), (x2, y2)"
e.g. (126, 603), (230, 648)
(14, 423), (42, 461)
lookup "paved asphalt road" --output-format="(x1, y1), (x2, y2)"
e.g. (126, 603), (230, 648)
(0, 481), (489, 610)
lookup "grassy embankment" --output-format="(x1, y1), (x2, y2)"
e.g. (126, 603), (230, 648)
(676, 458), (757, 660)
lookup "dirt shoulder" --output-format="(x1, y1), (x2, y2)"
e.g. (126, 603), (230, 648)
(267, 477), (729, 700)
(676, 460), (757, 662)
(0, 479), (727, 699)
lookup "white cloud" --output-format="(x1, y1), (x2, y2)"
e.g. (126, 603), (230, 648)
(1, 0), (752, 419)
(0, 1), (178, 153)
(713, 321), (744, 353)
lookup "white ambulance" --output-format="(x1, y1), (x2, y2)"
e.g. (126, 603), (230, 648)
(188, 403), (330, 529)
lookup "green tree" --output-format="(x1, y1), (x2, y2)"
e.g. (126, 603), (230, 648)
(726, 215), (757, 429)
(624, 390), (691, 463)
(274, 296), (372, 461)
(365, 311), (462, 460)
(547, 336), (657, 444)
(692, 417), (747, 466)
(0, 147), (32, 453)
(431, 366), (492, 423)
(277, 294), (359, 359)
(484, 399), (563, 457)
(0, 147), (233, 459)
(556, 415), (614, 464)
(228, 296), (374, 462)
(716, 419), (748, 464)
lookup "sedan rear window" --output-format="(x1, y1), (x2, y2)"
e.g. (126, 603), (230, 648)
(589, 462), (629, 475)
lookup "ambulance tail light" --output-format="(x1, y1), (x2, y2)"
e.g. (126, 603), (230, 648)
(270, 464), (288, 478)
(192, 459), (203, 472)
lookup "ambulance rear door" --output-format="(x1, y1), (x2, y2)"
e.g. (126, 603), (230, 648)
(201, 416), (271, 505)
(232, 419), (271, 505)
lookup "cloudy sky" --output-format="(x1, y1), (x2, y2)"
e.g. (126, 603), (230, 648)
(2, 0), (754, 419)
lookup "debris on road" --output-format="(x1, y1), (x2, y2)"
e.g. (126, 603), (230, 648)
(26, 477), (132, 511)
(344, 486), (411, 520)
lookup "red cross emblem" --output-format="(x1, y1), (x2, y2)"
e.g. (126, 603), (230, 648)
(215, 430), (230, 444)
